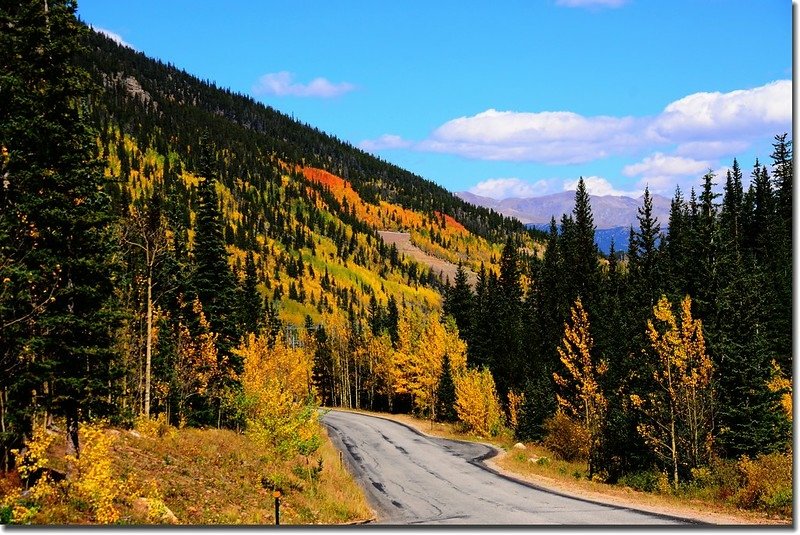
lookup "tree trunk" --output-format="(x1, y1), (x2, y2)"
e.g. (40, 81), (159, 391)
(65, 400), (80, 462)
(144, 273), (154, 417)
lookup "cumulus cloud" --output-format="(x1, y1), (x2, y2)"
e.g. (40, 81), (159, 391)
(468, 178), (548, 199)
(366, 80), (790, 168)
(562, 176), (641, 197)
(92, 26), (135, 49)
(252, 71), (356, 98)
(648, 80), (791, 142)
(622, 153), (713, 194)
(359, 134), (412, 152)
(417, 109), (645, 164)
(556, 0), (628, 8)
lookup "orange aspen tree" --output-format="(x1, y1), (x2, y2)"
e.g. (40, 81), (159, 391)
(631, 295), (713, 489)
(553, 298), (607, 477)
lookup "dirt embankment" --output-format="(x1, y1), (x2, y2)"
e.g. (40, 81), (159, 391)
(378, 231), (476, 286)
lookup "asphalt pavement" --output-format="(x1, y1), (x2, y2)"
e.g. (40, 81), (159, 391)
(321, 409), (696, 526)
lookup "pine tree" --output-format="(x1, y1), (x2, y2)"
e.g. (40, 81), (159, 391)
(239, 250), (263, 335)
(443, 262), (473, 342)
(191, 135), (239, 364)
(0, 0), (119, 458)
(629, 187), (662, 309)
(435, 353), (457, 422)
(569, 178), (599, 304)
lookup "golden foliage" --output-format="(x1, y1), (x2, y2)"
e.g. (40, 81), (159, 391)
(768, 359), (792, 421)
(454, 367), (503, 437)
(234, 333), (319, 458)
(506, 390), (525, 432)
(552, 298), (606, 472)
(67, 423), (123, 524)
(634, 294), (713, 488)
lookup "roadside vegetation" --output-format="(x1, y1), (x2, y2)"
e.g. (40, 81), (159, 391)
(0, 417), (371, 525)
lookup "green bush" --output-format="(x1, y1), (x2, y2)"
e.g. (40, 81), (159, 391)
(619, 471), (662, 493)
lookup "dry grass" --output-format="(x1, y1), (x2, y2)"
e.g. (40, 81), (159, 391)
(2, 424), (372, 525)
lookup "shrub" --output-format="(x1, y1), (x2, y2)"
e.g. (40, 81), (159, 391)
(735, 452), (792, 515)
(542, 412), (589, 462)
(619, 471), (662, 493)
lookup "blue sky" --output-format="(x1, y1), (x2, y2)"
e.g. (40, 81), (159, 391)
(78, 0), (792, 199)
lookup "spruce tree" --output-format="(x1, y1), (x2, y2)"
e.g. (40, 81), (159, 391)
(239, 250), (263, 335)
(0, 0), (119, 458)
(191, 135), (240, 363)
(443, 262), (473, 343)
(435, 353), (457, 422)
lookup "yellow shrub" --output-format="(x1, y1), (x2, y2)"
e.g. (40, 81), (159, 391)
(735, 453), (792, 515)
(134, 414), (177, 439)
(543, 411), (589, 462)
(67, 423), (124, 524)
(234, 333), (320, 458)
(454, 368), (503, 437)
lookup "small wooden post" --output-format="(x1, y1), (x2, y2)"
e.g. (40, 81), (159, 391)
(273, 490), (281, 525)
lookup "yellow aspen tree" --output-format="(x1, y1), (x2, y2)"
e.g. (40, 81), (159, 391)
(767, 359), (792, 422)
(454, 367), (503, 437)
(234, 332), (318, 458)
(173, 299), (220, 427)
(631, 294), (713, 489)
(552, 298), (607, 477)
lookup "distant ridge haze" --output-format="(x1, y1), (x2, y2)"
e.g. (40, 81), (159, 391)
(456, 190), (672, 230)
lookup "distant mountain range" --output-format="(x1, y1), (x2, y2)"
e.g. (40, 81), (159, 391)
(456, 190), (671, 254)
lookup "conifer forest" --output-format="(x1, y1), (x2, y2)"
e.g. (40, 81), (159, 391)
(0, 0), (792, 524)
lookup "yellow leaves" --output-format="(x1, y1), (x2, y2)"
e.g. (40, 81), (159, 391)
(768, 359), (792, 421)
(67, 423), (123, 524)
(454, 367), (503, 437)
(234, 333), (318, 458)
(5, 423), (124, 524)
(11, 425), (54, 481)
(506, 390), (525, 432)
(553, 298), (606, 431)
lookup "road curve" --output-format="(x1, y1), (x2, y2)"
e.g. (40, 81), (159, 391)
(321, 410), (695, 526)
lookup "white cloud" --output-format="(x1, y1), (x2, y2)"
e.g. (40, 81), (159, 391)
(92, 26), (135, 49)
(366, 80), (791, 169)
(417, 109), (645, 164)
(468, 178), (548, 199)
(623, 152), (711, 178)
(622, 153), (712, 194)
(252, 71), (356, 98)
(556, 0), (627, 8)
(648, 80), (791, 142)
(562, 176), (641, 197)
(359, 134), (412, 152)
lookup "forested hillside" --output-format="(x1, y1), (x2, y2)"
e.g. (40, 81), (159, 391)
(0, 0), (792, 524)
(0, 0), (538, 482)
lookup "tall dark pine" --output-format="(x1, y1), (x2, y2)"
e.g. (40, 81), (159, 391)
(443, 262), (473, 342)
(191, 136), (240, 362)
(569, 178), (599, 305)
(435, 353), (457, 422)
(629, 187), (662, 308)
(494, 237), (524, 397)
(0, 0), (119, 459)
(239, 250), (263, 335)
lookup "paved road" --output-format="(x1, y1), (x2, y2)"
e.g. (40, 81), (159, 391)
(322, 410), (694, 526)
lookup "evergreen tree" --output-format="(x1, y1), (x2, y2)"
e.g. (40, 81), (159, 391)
(443, 262), (473, 343)
(239, 250), (263, 335)
(435, 353), (457, 422)
(191, 135), (240, 364)
(0, 0), (119, 458)
(569, 178), (599, 305)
